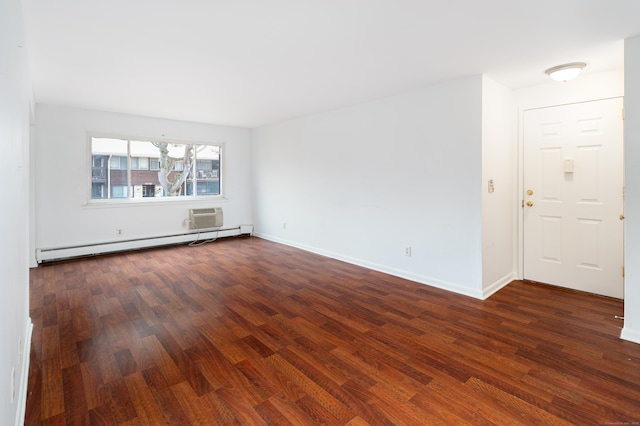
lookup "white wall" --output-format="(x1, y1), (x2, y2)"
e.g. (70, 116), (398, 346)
(623, 35), (640, 344)
(481, 76), (517, 297)
(514, 68), (624, 110)
(0, 0), (32, 423)
(252, 76), (486, 297)
(33, 104), (253, 258)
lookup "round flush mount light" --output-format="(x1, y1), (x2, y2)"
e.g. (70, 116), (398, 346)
(544, 62), (586, 82)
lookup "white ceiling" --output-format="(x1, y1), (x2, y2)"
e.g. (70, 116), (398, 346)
(21, 0), (640, 128)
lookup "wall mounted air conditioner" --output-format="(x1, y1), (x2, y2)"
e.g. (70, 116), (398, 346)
(189, 207), (223, 229)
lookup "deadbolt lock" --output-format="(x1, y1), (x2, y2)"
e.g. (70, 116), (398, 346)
(526, 189), (533, 196)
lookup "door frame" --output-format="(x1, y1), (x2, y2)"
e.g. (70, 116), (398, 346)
(516, 96), (625, 297)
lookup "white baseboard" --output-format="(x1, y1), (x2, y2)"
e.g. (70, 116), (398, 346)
(36, 226), (252, 263)
(15, 319), (33, 426)
(621, 326), (640, 345)
(482, 272), (517, 300)
(254, 233), (485, 299)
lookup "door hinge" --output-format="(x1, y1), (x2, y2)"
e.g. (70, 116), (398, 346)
(622, 265), (625, 278)
(622, 108), (625, 120)
(622, 186), (625, 200)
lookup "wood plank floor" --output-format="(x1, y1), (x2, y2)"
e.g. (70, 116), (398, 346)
(25, 236), (640, 425)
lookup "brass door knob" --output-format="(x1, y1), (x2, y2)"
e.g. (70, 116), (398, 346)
(526, 201), (534, 207)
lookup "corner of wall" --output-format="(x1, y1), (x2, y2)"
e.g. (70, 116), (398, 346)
(482, 272), (517, 300)
(623, 34), (640, 344)
(621, 326), (640, 345)
(14, 320), (33, 426)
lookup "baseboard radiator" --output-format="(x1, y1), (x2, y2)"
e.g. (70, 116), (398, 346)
(35, 224), (254, 263)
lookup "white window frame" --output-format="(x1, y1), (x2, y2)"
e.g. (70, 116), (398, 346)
(87, 133), (224, 205)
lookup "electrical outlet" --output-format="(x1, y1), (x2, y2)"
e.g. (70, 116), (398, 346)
(282, 223), (287, 230)
(116, 229), (123, 236)
(405, 246), (412, 257)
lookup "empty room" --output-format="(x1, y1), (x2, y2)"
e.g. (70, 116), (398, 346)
(3, 0), (640, 424)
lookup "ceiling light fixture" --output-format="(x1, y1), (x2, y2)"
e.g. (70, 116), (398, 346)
(544, 62), (586, 82)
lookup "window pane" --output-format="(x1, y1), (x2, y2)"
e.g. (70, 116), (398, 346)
(91, 138), (129, 199)
(109, 156), (124, 169)
(91, 182), (106, 199)
(196, 181), (220, 195)
(111, 185), (128, 198)
(132, 141), (193, 197)
(129, 157), (148, 171)
(193, 144), (221, 195)
(139, 157), (149, 170)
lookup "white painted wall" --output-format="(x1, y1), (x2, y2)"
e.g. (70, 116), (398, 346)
(252, 76), (486, 297)
(481, 76), (517, 297)
(0, 0), (33, 424)
(514, 68), (624, 110)
(623, 35), (640, 344)
(33, 105), (253, 258)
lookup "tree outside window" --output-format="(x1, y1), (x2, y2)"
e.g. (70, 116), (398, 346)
(90, 137), (221, 201)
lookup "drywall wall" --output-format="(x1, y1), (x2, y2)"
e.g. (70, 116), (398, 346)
(623, 35), (640, 344)
(514, 68), (624, 110)
(481, 76), (517, 297)
(33, 105), (253, 259)
(252, 76), (485, 297)
(0, 0), (33, 424)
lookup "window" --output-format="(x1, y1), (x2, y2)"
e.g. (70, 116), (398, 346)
(110, 156), (127, 170)
(142, 184), (156, 197)
(91, 183), (105, 199)
(187, 181), (220, 196)
(131, 157), (149, 170)
(111, 185), (129, 198)
(90, 136), (222, 201)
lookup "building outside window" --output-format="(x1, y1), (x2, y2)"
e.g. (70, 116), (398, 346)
(110, 156), (127, 170)
(111, 185), (128, 198)
(131, 157), (149, 170)
(90, 137), (221, 201)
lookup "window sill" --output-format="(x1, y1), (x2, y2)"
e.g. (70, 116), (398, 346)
(83, 195), (226, 209)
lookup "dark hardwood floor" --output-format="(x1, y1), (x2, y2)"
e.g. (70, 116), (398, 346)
(25, 236), (640, 425)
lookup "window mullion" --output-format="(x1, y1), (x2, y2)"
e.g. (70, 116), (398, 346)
(127, 140), (132, 198)
(193, 144), (197, 197)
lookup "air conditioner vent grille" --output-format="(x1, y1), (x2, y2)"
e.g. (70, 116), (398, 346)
(189, 207), (223, 229)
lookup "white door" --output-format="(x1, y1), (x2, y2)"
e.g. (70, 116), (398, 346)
(523, 98), (624, 299)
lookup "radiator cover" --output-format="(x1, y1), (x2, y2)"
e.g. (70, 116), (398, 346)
(189, 207), (223, 229)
